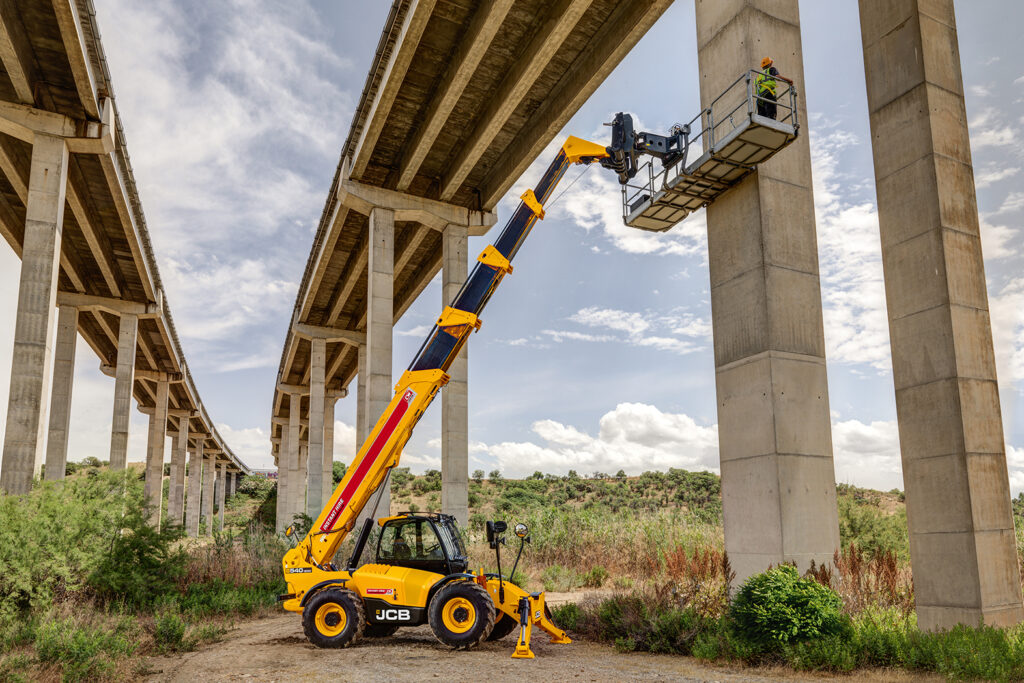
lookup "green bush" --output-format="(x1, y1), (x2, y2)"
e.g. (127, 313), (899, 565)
(541, 565), (581, 592)
(0, 471), (182, 620)
(582, 565), (609, 588)
(236, 475), (274, 497)
(332, 461), (348, 486)
(551, 602), (582, 631)
(34, 614), (138, 682)
(153, 611), (186, 652)
(730, 565), (850, 651)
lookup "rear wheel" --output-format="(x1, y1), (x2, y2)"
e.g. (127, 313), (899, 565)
(486, 612), (519, 641)
(428, 582), (495, 649)
(302, 588), (366, 648)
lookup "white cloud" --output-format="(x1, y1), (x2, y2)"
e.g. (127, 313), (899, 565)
(570, 306), (650, 334)
(545, 305), (711, 355)
(975, 165), (1019, 188)
(831, 419), (903, 491)
(997, 191), (1024, 214)
(990, 277), (1024, 385)
(478, 402), (719, 477)
(396, 325), (432, 337)
(979, 214), (1018, 259)
(811, 127), (892, 369)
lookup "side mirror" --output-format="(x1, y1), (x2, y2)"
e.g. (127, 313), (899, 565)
(514, 523), (528, 538)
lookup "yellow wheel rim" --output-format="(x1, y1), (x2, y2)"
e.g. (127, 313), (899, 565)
(314, 602), (347, 637)
(441, 597), (476, 634)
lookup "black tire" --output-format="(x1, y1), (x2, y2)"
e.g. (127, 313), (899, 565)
(427, 581), (495, 649)
(302, 588), (366, 648)
(364, 623), (400, 638)
(486, 612), (519, 641)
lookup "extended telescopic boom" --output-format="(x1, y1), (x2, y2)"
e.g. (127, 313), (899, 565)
(283, 136), (610, 571)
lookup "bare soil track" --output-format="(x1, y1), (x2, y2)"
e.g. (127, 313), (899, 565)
(144, 614), (938, 682)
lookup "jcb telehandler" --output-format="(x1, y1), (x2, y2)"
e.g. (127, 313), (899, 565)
(280, 115), (711, 656)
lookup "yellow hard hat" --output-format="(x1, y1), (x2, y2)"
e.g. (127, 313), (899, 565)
(761, 56), (773, 68)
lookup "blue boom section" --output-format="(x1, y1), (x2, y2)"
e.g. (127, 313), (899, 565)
(408, 150), (572, 373)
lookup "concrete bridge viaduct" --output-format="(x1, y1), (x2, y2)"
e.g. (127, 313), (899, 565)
(0, 0), (1017, 634)
(0, 0), (248, 536)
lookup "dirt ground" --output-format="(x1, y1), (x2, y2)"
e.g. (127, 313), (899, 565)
(143, 613), (941, 683)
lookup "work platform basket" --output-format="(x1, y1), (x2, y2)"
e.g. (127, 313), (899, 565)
(623, 70), (799, 232)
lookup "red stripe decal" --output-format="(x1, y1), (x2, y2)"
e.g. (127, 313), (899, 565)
(320, 389), (415, 532)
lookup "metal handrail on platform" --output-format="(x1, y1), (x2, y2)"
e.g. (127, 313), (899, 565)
(621, 69), (799, 226)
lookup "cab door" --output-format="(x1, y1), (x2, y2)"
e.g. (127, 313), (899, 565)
(377, 518), (452, 575)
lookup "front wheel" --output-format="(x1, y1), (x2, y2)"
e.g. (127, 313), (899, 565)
(428, 582), (495, 649)
(302, 588), (366, 648)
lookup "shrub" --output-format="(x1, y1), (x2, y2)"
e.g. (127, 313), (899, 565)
(153, 611), (186, 652)
(551, 602), (582, 631)
(582, 565), (609, 588)
(541, 565), (581, 592)
(730, 565), (850, 651)
(236, 475), (274, 497)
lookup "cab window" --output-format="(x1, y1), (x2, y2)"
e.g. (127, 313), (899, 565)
(378, 520), (446, 562)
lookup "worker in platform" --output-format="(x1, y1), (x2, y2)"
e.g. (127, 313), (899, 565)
(756, 56), (779, 119)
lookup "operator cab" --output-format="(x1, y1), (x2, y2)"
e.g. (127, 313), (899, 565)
(376, 513), (468, 575)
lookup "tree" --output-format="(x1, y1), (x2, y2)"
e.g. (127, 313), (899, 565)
(332, 461), (347, 485)
(615, 469), (627, 481)
(472, 469), (485, 484)
(488, 469), (503, 483)
(530, 471), (544, 480)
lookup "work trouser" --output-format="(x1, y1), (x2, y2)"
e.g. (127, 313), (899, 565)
(756, 90), (777, 120)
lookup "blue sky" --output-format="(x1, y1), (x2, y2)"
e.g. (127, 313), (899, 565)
(0, 1), (1022, 493)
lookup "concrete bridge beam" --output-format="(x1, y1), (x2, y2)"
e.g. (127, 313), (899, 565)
(143, 379), (169, 528)
(44, 304), (78, 481)
(109, 312), (138, 470)
(694, 0), (840, 584)
(202, 449), (215, 536)
(442, 223), (469, 526)
(859, 0), (1024, 630)
(168, 418), (189, 527)
(186, 442), (203, 537)
(1, 133), (69, 494)
(307, 337), (326, 518)
(361, 207), (394, 526)
(216, 462), (226, 532)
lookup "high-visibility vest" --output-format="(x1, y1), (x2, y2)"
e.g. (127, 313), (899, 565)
(756, 67), (777, 96)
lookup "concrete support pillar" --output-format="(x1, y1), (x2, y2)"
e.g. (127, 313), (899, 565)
(307, 338), (326, 518)
(694, 0), (839, 585)
(859, 0), (1024, 630)
(357, 342), (368, 446)
(44, 305), (78, 481)
(442, 224), (469, 524)
(275, 442), (288, 534)
(143, 380), (169, 528)
(323, 395), (337, 506)
(1, 134), (69, 494)
(217, 462), (226, 532)
(186, 442), (203, 537)
(202, 451), (215, 536)
(168, 418), (188, 527)
(109, 313), (138, 470)
(286, 392), (302, 527)
(363, 207), (394, 523)
(227, 471), (236, 498)
(297, 443), (308, 518)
